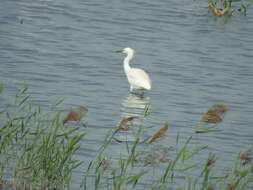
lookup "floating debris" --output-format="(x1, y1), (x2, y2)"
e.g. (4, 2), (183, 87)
(239, 149), (252, 165)
(63, 106), (88, 124)
(148, 122), (169, 144)
(201, 104), (228, 124)
(208, 0), (232, 17)
(116, 116), (137, 131)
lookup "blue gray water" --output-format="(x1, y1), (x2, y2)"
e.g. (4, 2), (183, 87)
(0, 0), (253, 188)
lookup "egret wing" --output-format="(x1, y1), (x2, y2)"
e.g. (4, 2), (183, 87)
(127, 68), (151, 90)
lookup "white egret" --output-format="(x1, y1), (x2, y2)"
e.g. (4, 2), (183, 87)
(116, 47), (151, 92)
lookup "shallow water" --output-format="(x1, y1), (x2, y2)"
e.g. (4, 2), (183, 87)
(0, 0), (253, 188)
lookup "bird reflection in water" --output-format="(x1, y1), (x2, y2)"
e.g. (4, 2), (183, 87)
(113, 93), (151, 143)
(121, 93), (150, 114)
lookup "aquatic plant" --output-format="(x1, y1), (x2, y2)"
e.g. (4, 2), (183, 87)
(0, 83), (3, 94)
(240, 149), (253, 166)
(208, 0), (252, 16)
(208, 0), (232, 16)
(148, 122), (170, 144)
(116, 116), (138, 131)
(81, 106), (252, 190)
(195, 103), (228, 133)
(15, 113), (84, 190)
(63, 105), (88, 125)
(201, 104), (228, 124)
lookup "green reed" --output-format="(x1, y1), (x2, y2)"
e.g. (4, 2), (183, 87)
(82, 115), (252, 189)
(0, 85), (84, 190)
(0, 84), (252, 190)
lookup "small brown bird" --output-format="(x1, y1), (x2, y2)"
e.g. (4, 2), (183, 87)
(116, 116), (137, 131)
(63, 106), (88, 124)
(148, 122), (169, 144)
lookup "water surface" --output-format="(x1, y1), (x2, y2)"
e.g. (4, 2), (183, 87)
(0, 0), (253, 188)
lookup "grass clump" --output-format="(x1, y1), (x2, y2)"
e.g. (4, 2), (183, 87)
(0, 85), (85, 190)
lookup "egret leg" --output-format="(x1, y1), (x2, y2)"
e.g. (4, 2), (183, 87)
(134, 90), (144, 98)
(138, 91), (144, 98)
(129, 88), (145, 98)
(130, 86), (134, 92)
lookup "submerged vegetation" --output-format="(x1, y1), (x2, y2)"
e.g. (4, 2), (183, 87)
(0, 85), (252, 190)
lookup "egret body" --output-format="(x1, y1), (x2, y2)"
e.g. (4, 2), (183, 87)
(117, 47), (151, 92)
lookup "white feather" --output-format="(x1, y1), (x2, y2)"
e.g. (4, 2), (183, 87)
(126, 68), (151, 90)
(119, 47), (152, 92)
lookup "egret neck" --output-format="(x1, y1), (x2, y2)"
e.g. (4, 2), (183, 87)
(123, 51), (134, 73)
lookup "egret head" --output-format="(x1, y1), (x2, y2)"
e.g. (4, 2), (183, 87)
(116, 47), (135, 58)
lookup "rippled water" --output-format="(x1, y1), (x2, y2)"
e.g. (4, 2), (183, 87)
(1, 0), (253, 188)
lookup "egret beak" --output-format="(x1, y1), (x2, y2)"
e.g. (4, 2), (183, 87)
(116, 49), (123, 53)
